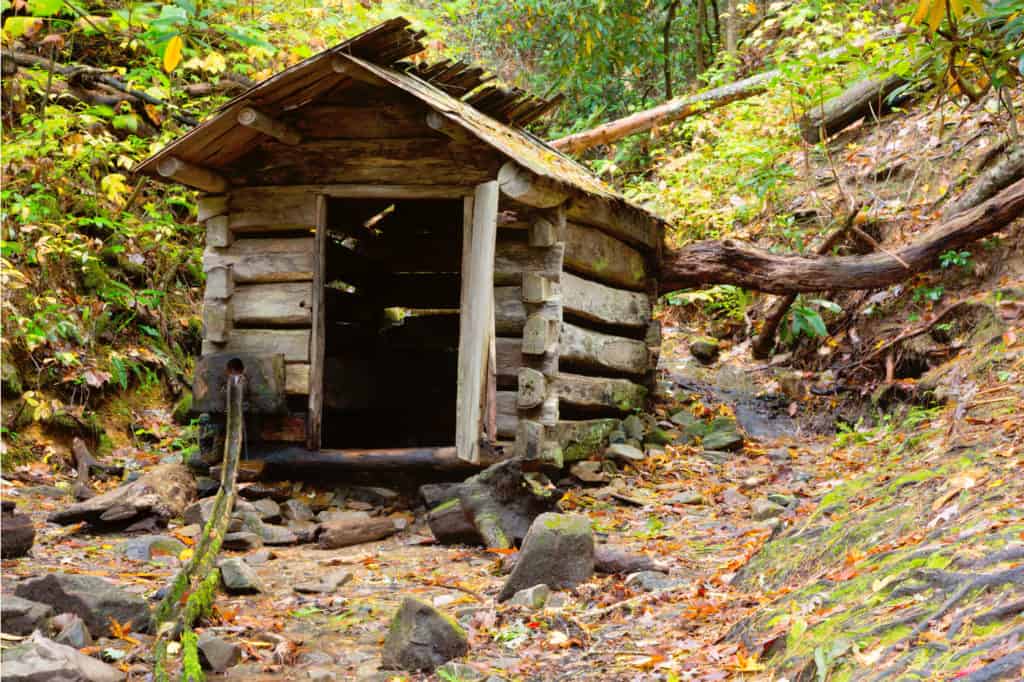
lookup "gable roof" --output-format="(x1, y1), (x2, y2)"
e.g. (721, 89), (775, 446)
(134, 18), (661, 226)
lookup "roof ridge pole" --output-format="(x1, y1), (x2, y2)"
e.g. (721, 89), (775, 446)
(331, 55), (388, 87)
(497, 161), (569, 209)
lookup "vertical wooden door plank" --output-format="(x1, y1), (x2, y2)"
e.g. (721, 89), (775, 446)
(307, 194), (328, 450)
(456, 182), (499, 463)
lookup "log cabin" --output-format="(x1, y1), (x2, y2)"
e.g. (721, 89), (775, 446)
(135, 18), (667, 471)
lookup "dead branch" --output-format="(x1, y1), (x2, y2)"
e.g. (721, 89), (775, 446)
(659, 177), (1024, 295)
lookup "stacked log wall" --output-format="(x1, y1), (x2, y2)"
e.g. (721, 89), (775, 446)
(493, 199), (661, 464)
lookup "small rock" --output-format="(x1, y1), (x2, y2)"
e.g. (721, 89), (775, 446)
(621, 415), (645, 441)
(644, 445), (666, 459)
(498, 513), (594, 601)
(197, 631), (241, 672)
(245, 549), (274, 565)
(175, 523), (201, 539)
(342, 485), (399, 507)
(117, 535), (186, 562)
(294, 570), (353, 594)
(689, 336), (720, 364)
(607, 428), (627, 444)
(380, 598), (469, 672)
(184, 497), (256, 526)
(625, 571), (677, 592)
(722, 488), (750, 509)
(1, 595), (53, 636)
(316, 510), (370, 524)
(508, 584), (550, 610)
(223, 532), (263, 552)
(605, 443), (644, 463)
(218, 557), (264, 594)
(53, 614), (92, 649)
(195, 477), (220, 498)
(307, 668), (338, 682)
(1, 511), (35, 558)
(281, 499), (314, 522)
(702, 417), (744, 451)
(644, 427), (674, 446)
(568, 461), (607, 484)
(752, 498), (786, 521)
(669, 491), (705, 505)
(14, 573), (149, 636)
(767, 493), (797, 508)
(251, 498), (281, 522)
(435, 662), (483, 681)
(259, 523), (299, 546)
(0, 631), (124, 682)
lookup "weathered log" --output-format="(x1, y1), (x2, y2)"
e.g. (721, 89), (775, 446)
(554, 373), (648, 413)
(230, 282), (313, 326)
(799, 74), (906, 144)
(594, 546), (669, 574)
(157, 157), (228, 193)
(559, 323), (650, 376)
(659, 178), (1024, 295)
(227, 188), (318, 232)
(202, 329), (311, 363)
(203, 238), (314, 283)
(562, 272), (651, 329)
(48, 463), (195, 527)
(457, 459), (560, 549)
(291, 103), (436, 139)
(317, 516), (401, 549)
(498, 161), (569, 208)
(237, 106), (303, 145)
(942, 144), (1024, 219)
(565, 222), (646, 290)
(1, 509), (34, 558)
(494, 241), (564, 286)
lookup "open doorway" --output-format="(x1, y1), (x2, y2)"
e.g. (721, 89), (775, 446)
(319, 197), (463, 449)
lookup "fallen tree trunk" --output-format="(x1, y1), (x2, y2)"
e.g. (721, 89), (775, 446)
(751, 206), (864, 358)
(316, 516), (402, 549)
(550, 27), (908, 154)
(659, 177), (1024, 295)
(49, 462), (194, 527)
(799, 74), (907, 144)
(942, 144), (1024, 219)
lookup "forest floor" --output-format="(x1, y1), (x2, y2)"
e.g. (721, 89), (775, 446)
(3, 289), (1022, 681)
(4, 8), (1024, 682)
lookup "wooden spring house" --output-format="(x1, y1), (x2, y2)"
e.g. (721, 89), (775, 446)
(135, 19), (667, 469)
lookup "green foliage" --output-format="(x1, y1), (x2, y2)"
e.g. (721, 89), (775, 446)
(939, 249), (971, 269)
(447, 0), (711, 135)
(913, 284), (945, 303)
(666, 285), (753, 320)
(783, 298), (841, 343)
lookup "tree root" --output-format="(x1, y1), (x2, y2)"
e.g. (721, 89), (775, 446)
(878, 566), (1024, 671)
(962, 651), (1024, 682)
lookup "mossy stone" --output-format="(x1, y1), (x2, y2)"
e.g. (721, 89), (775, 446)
(381, 598), (468, 672)
(498, 513), (594, 601)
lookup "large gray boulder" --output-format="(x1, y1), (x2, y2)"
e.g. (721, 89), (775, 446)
(1, 595), (53, 635)
(380, 598), (468, 672)
(14, 574), (149, 636)
(1, 631), (124, 681)
(498, 513), (594, 601)
(218, 557), (264, 594)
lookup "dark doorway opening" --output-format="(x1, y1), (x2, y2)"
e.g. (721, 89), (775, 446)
(320, 197), (463, 449)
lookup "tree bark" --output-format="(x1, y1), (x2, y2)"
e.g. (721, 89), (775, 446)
(659, 178), (1024, 295)
(942, 144), (1024, 219)
(725, 0), (739, 55)
(799, 74), (907, 144)
(664, 0), (681, 99)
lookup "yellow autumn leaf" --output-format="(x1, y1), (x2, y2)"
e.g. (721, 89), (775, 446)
(179, 547), (194, 561)
(163, 35), (183, 73)
(100, 174), (129, 205)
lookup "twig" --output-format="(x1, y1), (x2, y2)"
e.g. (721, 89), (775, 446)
(849, 222), (911, 269)
(580, 583), (690, 621)
(412, 578), (485, 603)
(40, 42), (56, 147)
(858, 299), (970, 366)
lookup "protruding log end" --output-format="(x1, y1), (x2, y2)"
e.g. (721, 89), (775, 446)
(498, 161), (569, 209)
(157, 156), (228, 193)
